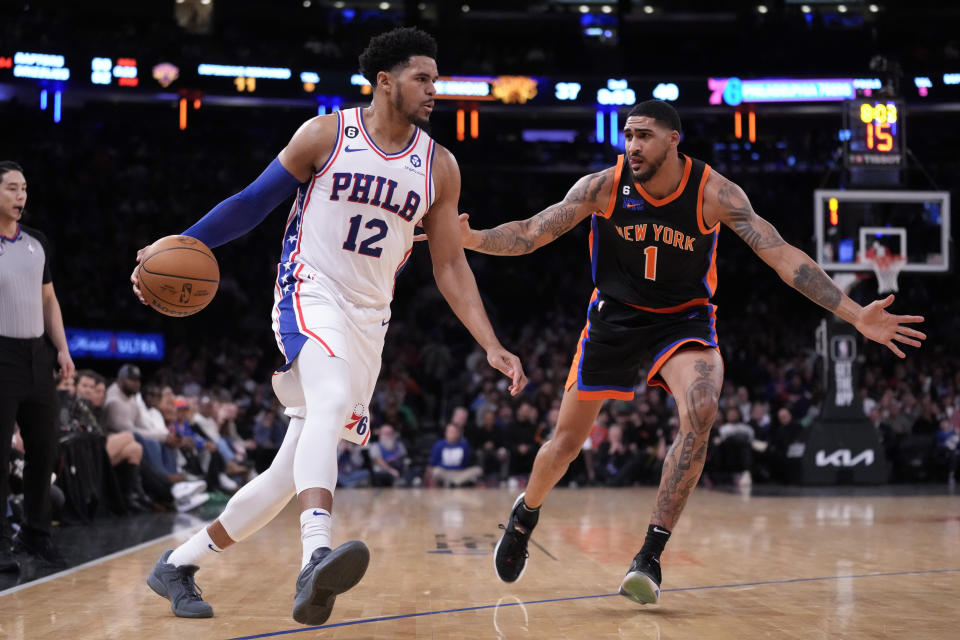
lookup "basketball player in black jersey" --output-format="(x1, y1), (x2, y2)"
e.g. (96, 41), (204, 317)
(461, 100), (926, 603)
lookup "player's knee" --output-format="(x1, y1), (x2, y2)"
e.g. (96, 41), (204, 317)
(301, 367), (352, 413)
(553, 433), (583, 464)
(685, 395), (719, 436)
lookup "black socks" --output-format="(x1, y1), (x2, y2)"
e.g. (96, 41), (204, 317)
(639, 523), (671, 558)
(515, 498), (540, 530)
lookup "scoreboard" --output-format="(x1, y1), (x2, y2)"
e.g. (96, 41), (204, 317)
(843, 99), (905, 169)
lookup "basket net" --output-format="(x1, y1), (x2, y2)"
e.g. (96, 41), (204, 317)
(863, 249), (905, 294)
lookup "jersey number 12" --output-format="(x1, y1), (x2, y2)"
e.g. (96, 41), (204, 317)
(343, 215), (387, 258)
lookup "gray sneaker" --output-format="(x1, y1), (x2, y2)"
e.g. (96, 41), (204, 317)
(146, 549), (214, 618)
(292, 541), (370, 625)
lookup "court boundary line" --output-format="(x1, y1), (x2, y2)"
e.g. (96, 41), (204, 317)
(227, 568), (960, 640)
(0, 526), (200, 598)
(529, 538), (558, 561)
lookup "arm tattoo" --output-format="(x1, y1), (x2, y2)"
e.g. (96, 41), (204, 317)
(477, 219), (536, 255)
(793, 263), (842, 311)
(474, 171), (607, 255)
(535, 204), (577, 239)
(585, 172), (608, 202)
(718, 180), (785, 252)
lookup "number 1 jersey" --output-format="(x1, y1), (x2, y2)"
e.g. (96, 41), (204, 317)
(590, 153), (718, 310)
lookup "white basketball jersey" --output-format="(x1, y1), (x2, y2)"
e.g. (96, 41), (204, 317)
(274, 107), (436, 312)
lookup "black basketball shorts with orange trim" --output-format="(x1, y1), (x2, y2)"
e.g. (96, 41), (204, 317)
(564, 291), (720, 400)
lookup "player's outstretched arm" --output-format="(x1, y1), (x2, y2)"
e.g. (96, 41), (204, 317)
(460, 169), (613, 255)
(423, 146), (527, 395)
(704, 171), (926, 358)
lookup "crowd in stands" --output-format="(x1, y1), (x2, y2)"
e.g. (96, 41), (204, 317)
(8, 317), (957, 534)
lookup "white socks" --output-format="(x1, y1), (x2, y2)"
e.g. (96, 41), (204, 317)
(300, 508), (332, 569)
(168, 527), (223, 568)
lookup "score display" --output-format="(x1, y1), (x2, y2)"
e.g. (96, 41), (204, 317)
(843, 99), (905, 169)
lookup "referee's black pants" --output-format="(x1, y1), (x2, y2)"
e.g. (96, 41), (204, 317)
(0, 335), (59, 540)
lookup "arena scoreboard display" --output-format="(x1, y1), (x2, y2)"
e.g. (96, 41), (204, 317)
(843, 99), (905, 169)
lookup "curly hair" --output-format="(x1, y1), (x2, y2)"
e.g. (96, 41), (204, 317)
(358, 27), (438, 87)
(628, 100), (682, 134)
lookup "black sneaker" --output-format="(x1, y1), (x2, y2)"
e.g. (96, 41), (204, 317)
(12, 531), (66, 568)
(146, 549), (214, 618)
(292, 541), (370, 626)
(494, 493), (536, 583)
(619, 551), (662, 604)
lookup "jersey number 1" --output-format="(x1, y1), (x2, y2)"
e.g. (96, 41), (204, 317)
(343, 215), (387, 258)
(643, 246), (658, 280)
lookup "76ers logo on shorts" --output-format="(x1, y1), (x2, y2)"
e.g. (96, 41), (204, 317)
(345, 403), (369, 436)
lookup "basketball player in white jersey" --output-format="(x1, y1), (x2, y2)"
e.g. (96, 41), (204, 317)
(131, 28), (527, 626)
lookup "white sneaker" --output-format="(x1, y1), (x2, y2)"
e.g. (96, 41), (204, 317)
(175, 492), (209, 512)
(171, 480), (207, 501)
(218, 473), (238, 491)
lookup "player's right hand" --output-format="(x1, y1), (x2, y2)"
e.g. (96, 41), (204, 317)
(413, 213), (477, 249)
(130, 244), (150, 304)
(486, 345), (528, 396)
(456, 213), (478, 249)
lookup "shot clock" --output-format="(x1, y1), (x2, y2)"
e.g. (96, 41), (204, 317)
(843, 99), (905, 169)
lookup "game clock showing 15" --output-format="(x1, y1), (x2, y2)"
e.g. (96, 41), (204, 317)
(844, 100), (904, 168)
(859, 102), (897, 151)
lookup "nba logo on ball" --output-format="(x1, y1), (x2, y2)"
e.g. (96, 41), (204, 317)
(138, 235), (219, 317)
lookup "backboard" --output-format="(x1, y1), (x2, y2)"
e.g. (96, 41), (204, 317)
(814, 189), (950, 273)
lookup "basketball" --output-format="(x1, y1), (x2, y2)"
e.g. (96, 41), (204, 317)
(137, 235), (219, 317)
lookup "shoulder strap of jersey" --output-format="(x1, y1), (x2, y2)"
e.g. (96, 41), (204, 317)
(595, 155), (625, 219)
(424, 137), (437, 210)
(695, 160), (718, 234)
(315, 110), (346, 178)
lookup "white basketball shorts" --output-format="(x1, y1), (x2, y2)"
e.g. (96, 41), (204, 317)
(272, 271), (389, 446)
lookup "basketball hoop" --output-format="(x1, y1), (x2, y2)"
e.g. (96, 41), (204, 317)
(863, 249), (905, 294)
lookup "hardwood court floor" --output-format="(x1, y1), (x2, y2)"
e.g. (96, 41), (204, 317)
(2, 487), (958, 639)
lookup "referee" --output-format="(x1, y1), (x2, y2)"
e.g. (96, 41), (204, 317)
(0, 161), (74, 571)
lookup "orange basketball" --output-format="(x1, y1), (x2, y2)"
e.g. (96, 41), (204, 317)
(138, 235), (219, 317)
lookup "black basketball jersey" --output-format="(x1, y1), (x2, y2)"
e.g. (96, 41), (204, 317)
(589, 153), (719, 309)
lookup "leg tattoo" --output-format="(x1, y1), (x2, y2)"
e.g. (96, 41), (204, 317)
(652, 359), (719, 529)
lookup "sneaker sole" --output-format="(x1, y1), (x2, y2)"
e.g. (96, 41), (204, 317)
(619, 570), (660, 605)
(292, 540), (370, 625)
(493, 493), (528, 584)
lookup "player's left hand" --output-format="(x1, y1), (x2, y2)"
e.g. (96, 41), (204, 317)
(486, 346), (528, 396)
(853, 294), (926, 358)
(130, 244), (150, 304)
(58, 350), (75, 382)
